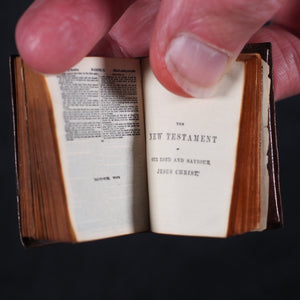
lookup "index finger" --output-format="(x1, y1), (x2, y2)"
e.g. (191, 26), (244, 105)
(16, 0), (135, 73)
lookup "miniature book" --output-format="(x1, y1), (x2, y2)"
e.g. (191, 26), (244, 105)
(10, 43), (282, 247)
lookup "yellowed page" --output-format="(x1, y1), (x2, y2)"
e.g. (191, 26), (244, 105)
(258, 59), (271, 230)
(45, 57), (149, 241)
(143, 59), (245, 237)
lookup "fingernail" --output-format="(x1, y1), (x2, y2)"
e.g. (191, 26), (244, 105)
(165, 34), (229, 98)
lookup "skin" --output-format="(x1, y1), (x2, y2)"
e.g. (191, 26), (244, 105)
(16, 0), (300, 100)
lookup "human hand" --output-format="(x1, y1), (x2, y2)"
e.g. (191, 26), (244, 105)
(16, 0), (300, 100)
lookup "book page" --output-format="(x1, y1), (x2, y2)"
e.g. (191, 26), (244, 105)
(258, 59), (271, 230)
(45, 57), (149, 241)
(143, 59), (245, 237)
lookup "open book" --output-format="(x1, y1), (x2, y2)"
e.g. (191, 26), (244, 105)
(10, 43), (282, 247)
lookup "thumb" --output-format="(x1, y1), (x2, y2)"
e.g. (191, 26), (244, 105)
(150, 0), (286, 97)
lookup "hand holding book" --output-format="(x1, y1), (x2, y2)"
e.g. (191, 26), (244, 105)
(16, 0), (300, 100)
